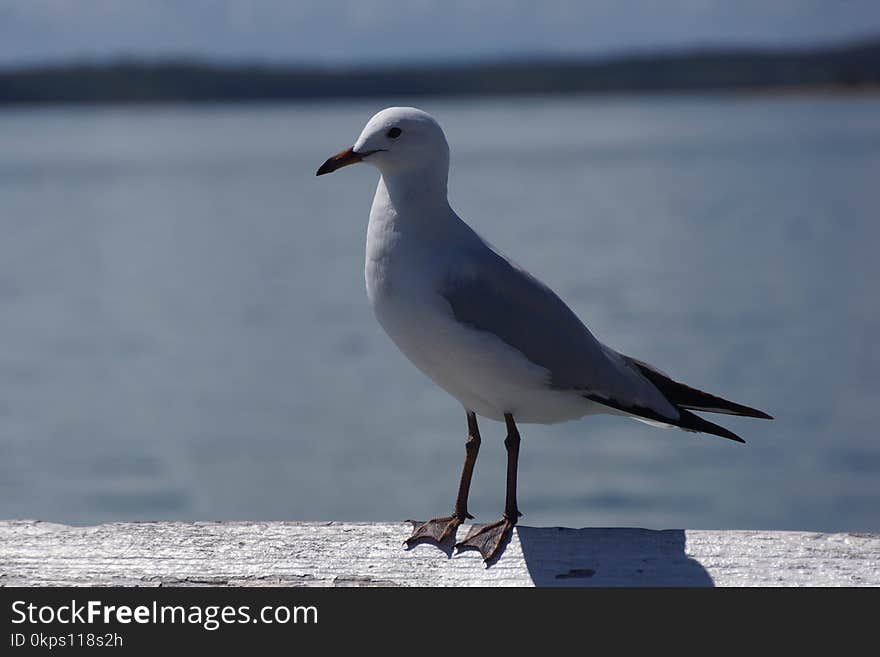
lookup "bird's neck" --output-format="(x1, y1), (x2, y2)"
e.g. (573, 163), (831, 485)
(377, 164), (450, 217)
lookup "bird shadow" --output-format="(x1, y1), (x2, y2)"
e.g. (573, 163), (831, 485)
(515, 526), (714, 587)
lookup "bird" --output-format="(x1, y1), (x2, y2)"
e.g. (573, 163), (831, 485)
(316, 107), (772, 562)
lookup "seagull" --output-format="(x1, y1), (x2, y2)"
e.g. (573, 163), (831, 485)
(316, 107), (772, 562)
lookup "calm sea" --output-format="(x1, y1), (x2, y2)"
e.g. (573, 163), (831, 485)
(1, 94), (878, 531)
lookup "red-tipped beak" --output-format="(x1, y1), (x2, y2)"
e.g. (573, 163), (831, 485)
(316, 147), (363, 176)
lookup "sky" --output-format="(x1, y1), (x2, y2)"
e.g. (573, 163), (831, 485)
(1, 0), (879, 66)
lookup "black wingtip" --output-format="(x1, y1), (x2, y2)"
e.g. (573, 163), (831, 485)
(624, 356), (773, 420)
(677, 408), (746, 443)
(583, 392), (749, 444)
(719, 404), (773, 420)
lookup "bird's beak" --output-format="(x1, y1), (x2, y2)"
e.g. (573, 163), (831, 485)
(316, 146), (363, 176)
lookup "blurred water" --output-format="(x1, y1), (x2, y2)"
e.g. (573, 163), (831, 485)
(0, 94), (878, 531)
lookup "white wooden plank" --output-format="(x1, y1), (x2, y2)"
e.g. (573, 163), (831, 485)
(1, 521), (877, 587)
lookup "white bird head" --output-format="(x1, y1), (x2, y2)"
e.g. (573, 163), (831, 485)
(316, 107), (449, 177)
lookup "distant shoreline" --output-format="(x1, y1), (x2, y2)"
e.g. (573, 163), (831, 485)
(0, 84), (877, 113)
(1, 37), (878, 105)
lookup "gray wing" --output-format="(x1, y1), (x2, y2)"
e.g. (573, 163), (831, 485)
(438, 242), (679, 421)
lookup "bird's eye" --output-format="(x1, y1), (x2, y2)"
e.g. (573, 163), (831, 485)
(387, 127), (402, 139)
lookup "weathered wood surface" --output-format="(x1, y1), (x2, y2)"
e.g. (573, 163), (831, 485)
(2, 521), (878, 587)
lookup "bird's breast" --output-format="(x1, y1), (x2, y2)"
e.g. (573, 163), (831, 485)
(365, 239), (440, 325)
(364, 222), (401, 308)
(365, 212), (453, 359)
(364, 204), (442, 310)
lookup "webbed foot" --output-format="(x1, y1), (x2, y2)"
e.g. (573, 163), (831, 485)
(404, 514), (470, 547)
(455, 516), (517, 562)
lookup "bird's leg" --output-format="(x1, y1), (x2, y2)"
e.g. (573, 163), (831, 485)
(405, 411), (481, 546)
(456, 413), (522, 562)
